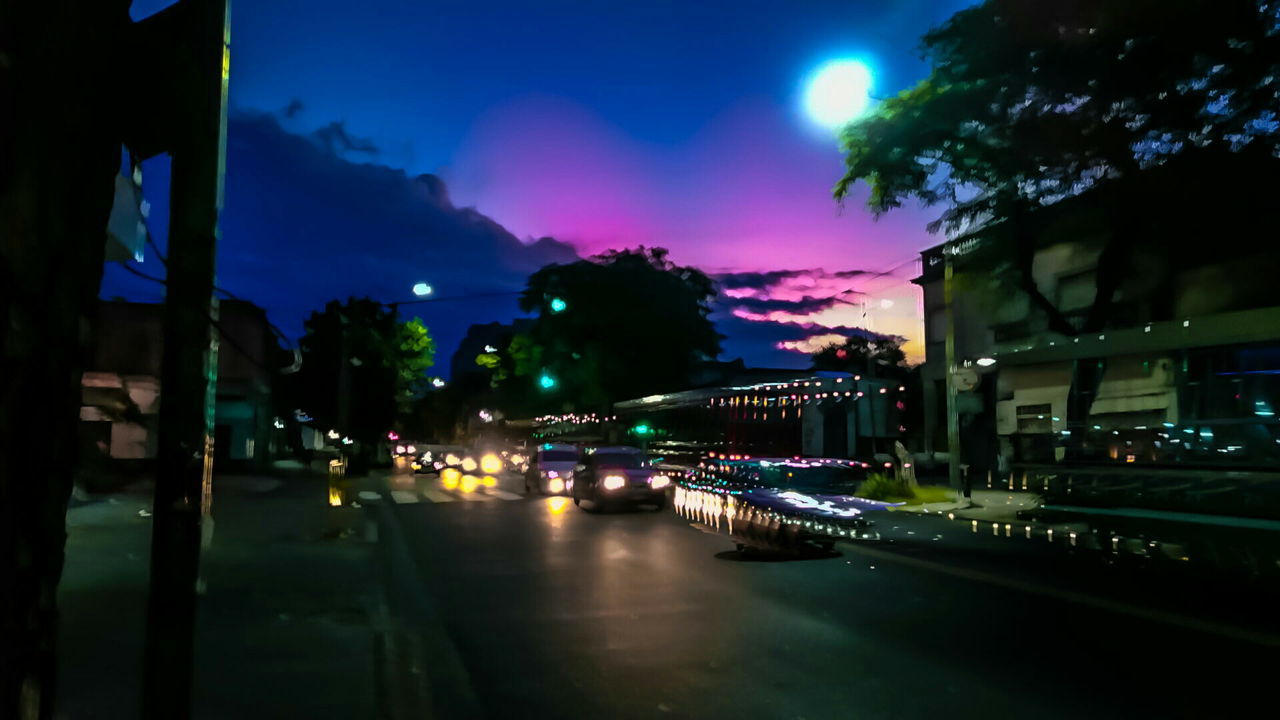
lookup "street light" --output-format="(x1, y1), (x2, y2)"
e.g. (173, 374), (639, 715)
(412, 282), (433, 297)
(803, 59), (874, 130)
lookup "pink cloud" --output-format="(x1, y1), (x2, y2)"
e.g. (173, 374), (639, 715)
(445, 94), (932, 362)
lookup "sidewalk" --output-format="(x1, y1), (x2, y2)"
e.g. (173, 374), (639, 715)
(889, 488), (1040, 523)
(56, 471), (381, 719)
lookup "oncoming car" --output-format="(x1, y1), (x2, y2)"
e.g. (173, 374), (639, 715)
(525, 443), (580, 495)
(571, 446), (670, 511)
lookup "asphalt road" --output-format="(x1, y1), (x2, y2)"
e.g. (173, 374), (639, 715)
(379, 470), (1276, 720)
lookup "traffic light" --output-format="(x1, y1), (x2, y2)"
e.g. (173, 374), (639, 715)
(549, 297), (567, 314)
(538, 373), (557, 390)
(631, 423), (652, 436)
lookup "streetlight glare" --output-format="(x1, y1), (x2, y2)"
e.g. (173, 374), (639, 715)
(803, 59), (873, 130)
(412, 282), (433, 296)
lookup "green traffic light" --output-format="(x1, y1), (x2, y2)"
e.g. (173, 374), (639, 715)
(549, 297), (567, 313)
(538, 373), (557, 390)
(632, 423), (652, 436)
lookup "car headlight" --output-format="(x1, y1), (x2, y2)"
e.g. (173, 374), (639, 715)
(511, 454), (525, 465)
(602, 475), (626, 490)
(461, 457), (478, 472)
(548, 477), (565, 494)
(444, 453), (460, 466)
(650, 475), (670, 489)
(480, 453), (503, 474)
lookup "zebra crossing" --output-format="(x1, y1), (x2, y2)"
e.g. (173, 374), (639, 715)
(387, 482), (528, 504)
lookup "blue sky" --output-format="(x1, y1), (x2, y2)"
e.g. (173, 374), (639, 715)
(113, 0), (974, 372)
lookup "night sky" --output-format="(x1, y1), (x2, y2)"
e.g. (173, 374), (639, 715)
(105, 0), (975, 375)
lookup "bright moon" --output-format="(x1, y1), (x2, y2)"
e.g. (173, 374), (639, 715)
(804, 59), (873, 130)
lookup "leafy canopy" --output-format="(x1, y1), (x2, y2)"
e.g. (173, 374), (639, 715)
(836, 0), (1280, 233)
(292, 298), (435, 442)
(517, 247), (722, 408)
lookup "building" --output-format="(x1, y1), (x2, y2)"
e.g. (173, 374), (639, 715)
(606, 371), (906, 465)
(79, 299), (285, 469)
(913, 179), (1280, 502)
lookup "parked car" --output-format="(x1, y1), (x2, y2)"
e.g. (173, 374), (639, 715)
(524, 443), (580, 495)
(571, 446), (670, 511)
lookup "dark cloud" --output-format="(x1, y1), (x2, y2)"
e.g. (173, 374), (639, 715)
(715, 268), (868, 291)
(209, 110), (579, 370)
(312, 120), (381, 156)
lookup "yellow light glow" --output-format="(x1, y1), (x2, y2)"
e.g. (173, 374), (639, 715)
(461, 457), (478, 472)
(546, 496), (570, 515)
(327, 486), (343, 507)
(480, 453), (503, 474)
(461, 474), (480, 493)
(548, 477), (565, 494)
(441, 468), (461, 490)
(444, 453), (460, 466)
(481, 475), (497, 487)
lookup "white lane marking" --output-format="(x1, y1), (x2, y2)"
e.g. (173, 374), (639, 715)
(486, 489), (524, 501)
(357, 491), (381, 502)
(840, 541), (1280, 648)
(390, 490), (420, 504)
(420, 488), (456, 503)
(457, 491), (495, 502)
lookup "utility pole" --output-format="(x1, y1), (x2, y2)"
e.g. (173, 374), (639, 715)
(141, 1), (230, 717)
(944, 242), (962, 491)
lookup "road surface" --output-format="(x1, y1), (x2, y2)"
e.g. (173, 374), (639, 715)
(374, 470), (1275, 719)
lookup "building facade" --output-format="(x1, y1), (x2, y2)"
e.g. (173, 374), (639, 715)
(79, 300), (284, 469)
(913, 205), (1280, 496)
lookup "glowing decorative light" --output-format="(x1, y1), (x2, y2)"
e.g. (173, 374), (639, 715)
(412, 282), (433, 296)
(431, 377), (446, 388)
(804, 59), (874, 129)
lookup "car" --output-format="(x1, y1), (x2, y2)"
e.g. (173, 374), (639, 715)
(524, 443), (579, 495)
(570, 446), (670, 511)
(413, 444), (466, 475)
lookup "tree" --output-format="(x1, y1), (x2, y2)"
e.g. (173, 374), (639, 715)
(290, 298), (435, 444)
(810, 335), (908, 378)
(517, 247), (722, 410)
(834, 0), (1280, 334)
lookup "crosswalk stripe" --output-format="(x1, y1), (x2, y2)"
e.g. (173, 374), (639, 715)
(390, 490), (420, 504)
(357, 490), (382, 502)
(420, 488), (456, 503)
(486, 489), (524, 501)
(457, 491), (495, 502)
